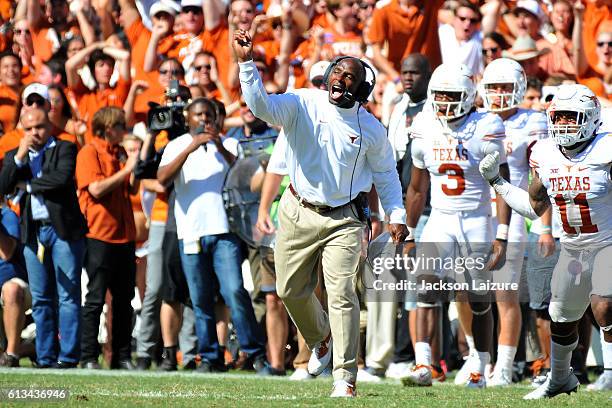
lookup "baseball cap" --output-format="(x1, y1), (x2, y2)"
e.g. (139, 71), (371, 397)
(513, 0), (543, 21)
(181, 0), (202, 9)
(309, 61), (331, 83)
(22, 83), (50, 102)
(150, 0), (180, 17)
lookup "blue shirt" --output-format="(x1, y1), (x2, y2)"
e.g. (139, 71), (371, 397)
(14, 137), (56, 220)
(0, 207), (27, 286)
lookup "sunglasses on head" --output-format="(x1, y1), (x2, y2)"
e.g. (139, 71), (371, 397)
(457, 15), (480, 24)
(482, 47), (499, 55)
(597, 41), (612, 48)
(24, 95), (46, 106)
(194, 64), (212, 72)
(359, 2), (373, 9)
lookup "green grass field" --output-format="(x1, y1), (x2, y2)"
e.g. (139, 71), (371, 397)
(0, 368), (610, 407)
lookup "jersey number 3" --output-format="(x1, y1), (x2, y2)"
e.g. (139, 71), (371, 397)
(554, 193), (599, 234)
(439, 164), (465, 196)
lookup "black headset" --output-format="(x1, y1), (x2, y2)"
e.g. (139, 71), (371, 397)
(322, 56), (376, 104)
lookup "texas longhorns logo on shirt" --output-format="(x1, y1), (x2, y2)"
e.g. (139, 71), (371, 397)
(349, 135), (359, 144)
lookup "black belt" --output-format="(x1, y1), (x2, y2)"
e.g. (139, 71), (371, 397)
(288, 184), (357, 214)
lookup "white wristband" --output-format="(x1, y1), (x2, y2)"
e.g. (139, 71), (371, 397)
(406, 226), (416, 241)
(496, 224), (509, 241)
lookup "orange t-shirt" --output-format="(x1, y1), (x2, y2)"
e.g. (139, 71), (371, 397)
(75, 137), (136, 243)
(319, 26), (364, 59)
(583, 3), (612, 74)
(31, 26), (58, 64)
(201, 23), (240, 100)
(124, 18), (178, 83)
(0, 84), (18, 134)
(577, 66), (609, 100)
(367, 0), (443, 73)
(71, 77), (131, 144)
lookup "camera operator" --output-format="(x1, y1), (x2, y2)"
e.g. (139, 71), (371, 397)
(132, 84), (198, 370)
(124, 58), (186, 128)
(157, 97), (270, 374)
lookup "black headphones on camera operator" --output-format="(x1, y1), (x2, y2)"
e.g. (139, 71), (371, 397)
(322, 56), (377, 105)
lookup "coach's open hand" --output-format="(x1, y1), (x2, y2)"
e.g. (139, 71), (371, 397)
(389, 223), (409, 244)
(233, 30), (253, 63)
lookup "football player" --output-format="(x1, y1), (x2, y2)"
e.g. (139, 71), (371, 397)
(477, 58), (548, 386)
(401, 63), (511, 388)
(479, 84), (612, 399)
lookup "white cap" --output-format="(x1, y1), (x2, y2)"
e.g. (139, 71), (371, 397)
(181, 0), (202, 9)
(309, 61), (331, 82)
(22, 83), (50, 102)
(150, 0), (180, 17)
(513, 0), (543, 21)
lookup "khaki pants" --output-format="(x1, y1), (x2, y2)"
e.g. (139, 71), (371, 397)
(275, 190), (363, 382)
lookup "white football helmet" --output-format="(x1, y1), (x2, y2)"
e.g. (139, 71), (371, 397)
(547, 84), (601, 147)
(427, 63), (476, 122)
(479, 58), (526, 112)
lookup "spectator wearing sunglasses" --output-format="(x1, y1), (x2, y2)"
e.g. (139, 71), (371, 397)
(574, 1), (611, 100)
(481, 32), (509, 68)
(189, 52), (232, 105)
(438, 0), (499, 76)
(66, 42), (131, 144)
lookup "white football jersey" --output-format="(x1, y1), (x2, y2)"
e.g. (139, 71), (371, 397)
(530, 132), (612, 246)
(411, 110), (506, 212)
(503, 109), (548, 190)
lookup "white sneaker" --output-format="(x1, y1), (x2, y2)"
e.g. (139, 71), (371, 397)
(523, 371), (579, 400)
(386, 361), (414, 380)
(307, 332), (332, 376)
(586, 372), (612, 391)
(289, 368), (313, 381)
(487, 368), (512, 387)
(400, 364), (432, 387)
(466, 372), (486, 389)
(454, 352), (477, 385)
(357, 368), (382, 383)
(330, 380), (356, 398)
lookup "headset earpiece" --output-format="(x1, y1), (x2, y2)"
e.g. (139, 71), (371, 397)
(322, 56), (376, 104)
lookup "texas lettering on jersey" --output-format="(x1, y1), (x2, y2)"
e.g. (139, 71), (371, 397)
(410, 110), (506, 212)
(530, 132), (612, 245)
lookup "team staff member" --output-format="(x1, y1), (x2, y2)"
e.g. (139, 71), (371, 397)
(0, 108), (86, 368)
(76, 107), (139, 370)
(234, 30), (408, 398)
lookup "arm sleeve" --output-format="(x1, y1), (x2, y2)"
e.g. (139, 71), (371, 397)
(267, 131), (288, 176)
(75, 145), (103, 191)
(366, 125), (406, 225)
(30, 143), (77, 194)
(238, 60), (300, 128)
(490, 176), (539, 220)
(410, 136), (426, 169)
